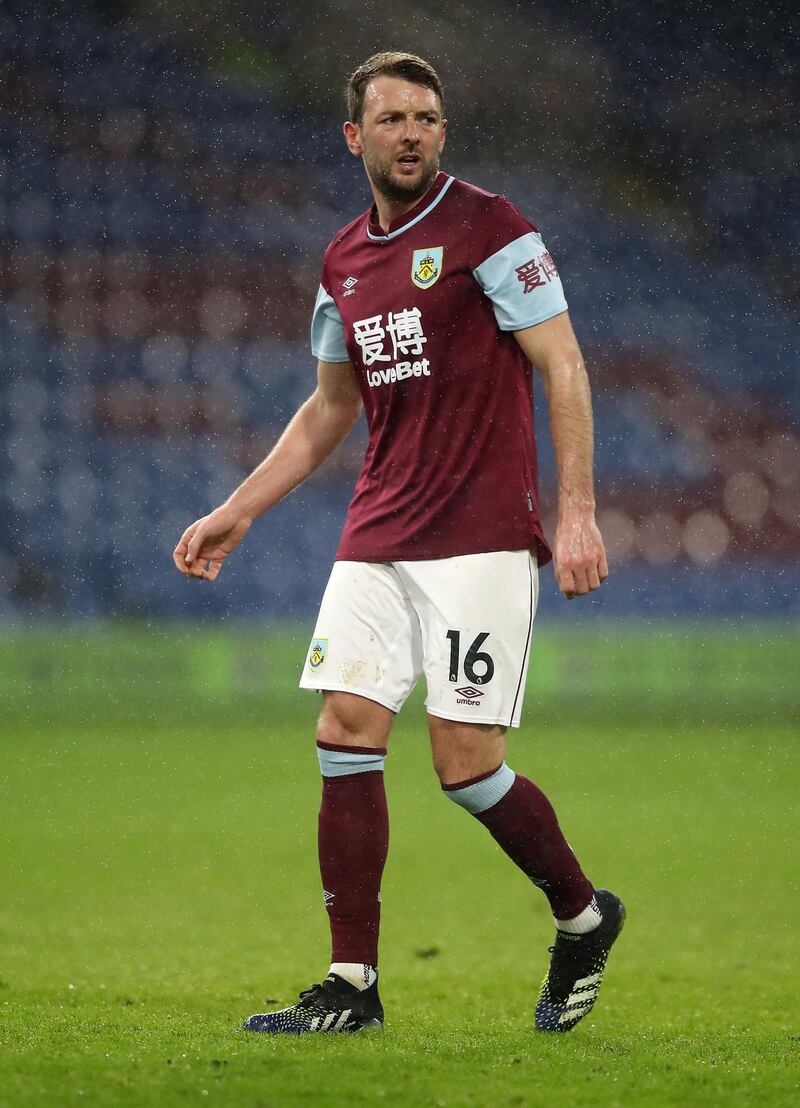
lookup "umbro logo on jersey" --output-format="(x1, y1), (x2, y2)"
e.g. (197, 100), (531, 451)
(343, 276), (359, 297)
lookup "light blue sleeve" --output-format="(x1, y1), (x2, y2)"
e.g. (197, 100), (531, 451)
(310, 284), (349, 362)
(473, 231), (568, 331)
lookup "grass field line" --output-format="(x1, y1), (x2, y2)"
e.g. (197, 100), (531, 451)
(1, 713), (798, 1105)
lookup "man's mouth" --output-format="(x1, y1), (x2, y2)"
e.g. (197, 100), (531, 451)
(397, 153), (420, 166)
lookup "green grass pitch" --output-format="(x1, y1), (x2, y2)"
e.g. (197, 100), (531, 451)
(0, 628), (798, 1106)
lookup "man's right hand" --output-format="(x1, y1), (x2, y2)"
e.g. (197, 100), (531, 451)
(173, 505), (252, 582)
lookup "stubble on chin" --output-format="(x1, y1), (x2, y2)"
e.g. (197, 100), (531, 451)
(367, 157), (439, 205)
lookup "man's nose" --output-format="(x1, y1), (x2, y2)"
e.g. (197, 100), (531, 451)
(402, 115), (420, 142)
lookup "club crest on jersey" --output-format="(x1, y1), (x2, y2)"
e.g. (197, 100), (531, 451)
(309, 638), (328, 670)
(411, 247), (443, 289)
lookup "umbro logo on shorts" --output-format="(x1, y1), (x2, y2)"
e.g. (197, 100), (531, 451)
(455, 685), (484, 704)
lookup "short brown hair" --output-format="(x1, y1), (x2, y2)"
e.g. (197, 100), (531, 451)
(346, 52), (444, 125)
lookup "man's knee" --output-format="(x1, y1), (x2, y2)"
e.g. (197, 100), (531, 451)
(317, 690), (394, 749)
(428, 715), (507, 786)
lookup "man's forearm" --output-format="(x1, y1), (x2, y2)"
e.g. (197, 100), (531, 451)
(514, 313), (606, 596)
(541, 355), (596, 518)
(225, 391), (359, 521)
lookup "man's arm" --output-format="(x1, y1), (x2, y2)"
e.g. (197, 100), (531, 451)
(514, 312), (608, 599)
(173, 360), (362, 582)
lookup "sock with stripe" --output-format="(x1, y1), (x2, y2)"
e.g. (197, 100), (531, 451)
(555, 895), (602, 934)
(443, 763), (596, 923)
(329, 962), (378, 990)
(317, 741), (389, 968)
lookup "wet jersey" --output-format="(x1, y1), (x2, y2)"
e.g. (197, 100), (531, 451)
(310, 172), (567, 564)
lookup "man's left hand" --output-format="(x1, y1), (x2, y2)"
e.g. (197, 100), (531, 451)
(553, 513), (608, 600)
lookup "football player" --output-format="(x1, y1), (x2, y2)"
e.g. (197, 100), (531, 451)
(174, 51), (624, 1035)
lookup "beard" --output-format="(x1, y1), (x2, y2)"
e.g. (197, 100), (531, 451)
(364, 149), (440, 204)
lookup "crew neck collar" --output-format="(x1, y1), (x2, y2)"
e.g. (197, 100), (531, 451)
(366, 173), (454, 242)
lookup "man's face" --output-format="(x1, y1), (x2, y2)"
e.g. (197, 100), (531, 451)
(345, 76), (447, 205)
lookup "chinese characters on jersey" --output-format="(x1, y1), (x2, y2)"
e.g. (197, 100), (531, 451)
(353, 307), (431, 387)
(515, 252), (559, 294)
(353, 307), (428, 365)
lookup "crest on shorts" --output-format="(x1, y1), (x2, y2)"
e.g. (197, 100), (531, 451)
(411, 247), (443, 289)
(309, 638), (328, 670)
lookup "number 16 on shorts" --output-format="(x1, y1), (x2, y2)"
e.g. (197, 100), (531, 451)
(446, 630), (495, 685)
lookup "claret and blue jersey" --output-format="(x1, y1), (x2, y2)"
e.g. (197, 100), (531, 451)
(311, 172), (568, 565)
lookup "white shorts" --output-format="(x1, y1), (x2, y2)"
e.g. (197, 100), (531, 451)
(299, 550), (539, 728)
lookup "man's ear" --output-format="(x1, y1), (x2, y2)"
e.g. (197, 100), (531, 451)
(343, 120), (362, 157)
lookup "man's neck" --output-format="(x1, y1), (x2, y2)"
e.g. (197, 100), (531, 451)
(370, 178), (438, 234)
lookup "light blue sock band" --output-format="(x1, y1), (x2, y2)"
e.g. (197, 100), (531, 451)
(317, 746), (386, 778)
(443, 762), (516, 814)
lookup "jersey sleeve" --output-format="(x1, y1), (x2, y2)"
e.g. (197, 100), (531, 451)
(310, 283), (349, 362)
(474, 230), (568, 331)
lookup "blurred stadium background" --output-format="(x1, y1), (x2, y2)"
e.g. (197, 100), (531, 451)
(2, 6), (799, 1105)
(0, 0), (797, 688)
